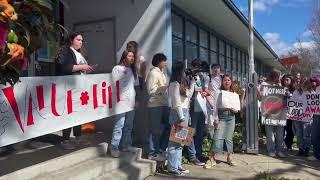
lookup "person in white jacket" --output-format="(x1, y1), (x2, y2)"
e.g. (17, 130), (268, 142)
(167, 61), (195, 176)
(146, 53), (170, 161)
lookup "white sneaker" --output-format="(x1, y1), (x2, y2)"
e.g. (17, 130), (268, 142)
(178, 167), (190, 174)
(307, 155), (318, 161)
(110, 148), (120, 158)
(277, 152), (286, 158)
(148, 153), (166, 161)
(268, 152), (276, 157)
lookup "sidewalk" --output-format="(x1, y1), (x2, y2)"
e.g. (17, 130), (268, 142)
(146, 151), (320, 180)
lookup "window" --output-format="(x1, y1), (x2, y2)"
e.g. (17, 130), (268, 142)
(219, 40), (225, 55)
(185, 21), (197, 43)
(186, 42), (197, 63)
(210, 51), (218, 64)
(210, 35), (217, 52)
(172, 13), (183, 38)
(199, 28), (208, 48)
(232, 48), (237, 72)
(200, 47), (209, 62)
(172, 36), (183, 62)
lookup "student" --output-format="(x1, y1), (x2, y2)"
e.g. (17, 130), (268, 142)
(146, 53), (170, 161)
(110, 49), (137, 158)
(204, 74), (239, 169)
(167, 61), (195, 176)
(55, 32), (96, 150)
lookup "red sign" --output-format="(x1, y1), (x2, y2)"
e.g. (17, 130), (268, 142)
(280, 56), (299, 65)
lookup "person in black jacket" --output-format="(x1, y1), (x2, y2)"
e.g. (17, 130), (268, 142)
(55, 32), (96, 150)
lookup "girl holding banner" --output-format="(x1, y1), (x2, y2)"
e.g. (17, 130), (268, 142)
(260, 69), (286, 158)
(55, 32), (96, 150)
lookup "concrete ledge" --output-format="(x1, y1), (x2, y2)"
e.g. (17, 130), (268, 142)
(0, 143), (108, 180)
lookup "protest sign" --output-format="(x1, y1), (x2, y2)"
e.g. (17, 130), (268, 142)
(169, 126), (195, 146)
(261, 85), (287, 126)
(0, 74), (133, 147)
(287, 91), (312, 122)
(220, 90), (240, 111)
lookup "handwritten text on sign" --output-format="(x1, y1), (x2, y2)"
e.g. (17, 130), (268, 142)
(0, 74), (134, 147)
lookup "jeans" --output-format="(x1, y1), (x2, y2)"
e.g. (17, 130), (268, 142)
(212, 111), (235, 154)
(148, 106), (170, 154)
(312, 115), (320, 159)
(167, 109), (189, 172)
(63, 125), (81, 140)
(111, 111), (135, 150)
(188, 111), (205, 161)
(265, 125), (284, 153)
(294, 121), (311, 151)
(284, 120), (294, 148)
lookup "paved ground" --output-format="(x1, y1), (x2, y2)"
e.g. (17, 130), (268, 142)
(146, 151), (320, 180)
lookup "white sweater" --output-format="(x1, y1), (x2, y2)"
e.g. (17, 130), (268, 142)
(146, 67), (169, 107)
(168, 81), (195, 120)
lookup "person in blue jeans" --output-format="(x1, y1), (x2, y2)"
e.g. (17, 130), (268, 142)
(187, 59), (208, 166)
(167, 61), (195, 176)
(204, 74), (238, 169)
(110, 49), (138, 158)
(146, 53), (170, 161)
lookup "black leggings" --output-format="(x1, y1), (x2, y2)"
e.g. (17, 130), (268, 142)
(62, 125), (81, 140)
(284, 120), (294, 148)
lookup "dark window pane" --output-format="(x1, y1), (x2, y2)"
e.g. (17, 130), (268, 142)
(172, 13), (183, 38)
(172, 36), (183, 63)
(226, 44), (231, 58)
(219, 55), (225, 71)
(210, 35), (217, 51)
(210, 51), (218, 64)
(186, 42), (197, 63)
(199, 29), (208, 48)
(186, 21), (197, 43)
(200, 47), (209, 62)
(219, 40), (225, 55)
(226, 58), (232, 73)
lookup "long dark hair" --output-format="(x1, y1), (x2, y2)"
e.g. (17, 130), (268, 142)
(119, 49), (137, 78)
(281, 74), (295, 93)
(170, 61), (189, 97)
(267, 69), (281, 84)
(55, 32), (84, 63)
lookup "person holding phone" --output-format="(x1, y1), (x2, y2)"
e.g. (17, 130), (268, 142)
(55, 32), (96, 150)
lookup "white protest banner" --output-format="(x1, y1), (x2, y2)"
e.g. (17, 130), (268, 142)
(220, 90), (240, 111)
(304, 88), (320, 115)
(287, 91), (312, 122)
(0, 74), (134, 147)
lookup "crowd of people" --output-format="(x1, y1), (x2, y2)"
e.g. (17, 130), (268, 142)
(1, 32), (319, 177)
(52, 32), (320, 176)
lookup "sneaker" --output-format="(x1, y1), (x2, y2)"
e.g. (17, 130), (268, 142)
(61, 140), (76, 150)
(277, 151), (286, 158)
(192, 158), (205, 166)
(74, 137), (90, 146)
(168, 170), (185, 177)
(307, 155), (318, 161)
(148, 153), (166, 161)
(110, 148), (120, 158)
(178, 167), (190, 174)
(268, 152), (276, 157)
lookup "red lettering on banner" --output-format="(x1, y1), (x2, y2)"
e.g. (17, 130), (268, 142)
(67, 90), (72, 114)
(51, 84), (61, 116)
(27, 94), (34, 126)
(116, 80), (120, 102)
(305, 106), (320, 114)
(2, 87), (24, 132)
(93, 84), (98, 109)
(102, 82), (107, 104)
(108, 86), (112, 109)
(36, 85), (45, 110)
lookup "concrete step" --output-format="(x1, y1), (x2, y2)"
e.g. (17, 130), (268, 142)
(37, 148), (156, 180)
(0, 143), (108, 180)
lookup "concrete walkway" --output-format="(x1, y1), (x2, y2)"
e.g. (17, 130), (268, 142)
(146, 151), (320, 180)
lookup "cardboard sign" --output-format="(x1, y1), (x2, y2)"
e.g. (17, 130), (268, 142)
(0, 74), (134, 147)
(287, 91), (312, 122)
(220, 90), (241, 111)
(169, 126), (195, 146)
(261, 85), (287, 126)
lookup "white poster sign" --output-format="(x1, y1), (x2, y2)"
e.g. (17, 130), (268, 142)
(0, 74), (134, 147)
(220, 90), (241, 111)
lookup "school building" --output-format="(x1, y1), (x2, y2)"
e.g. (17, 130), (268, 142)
(31, 0), (282, 144)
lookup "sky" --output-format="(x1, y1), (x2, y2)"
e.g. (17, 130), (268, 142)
(232, 0), (316, 56)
